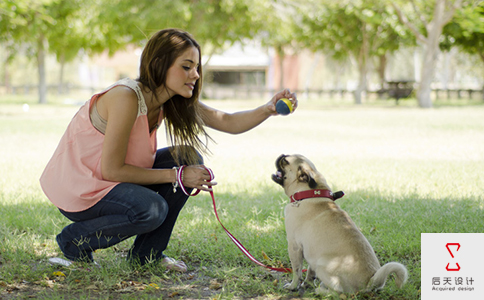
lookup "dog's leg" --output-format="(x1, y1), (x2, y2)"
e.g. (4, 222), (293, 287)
(284, 243), (304, 290)
(302, 265), (317, 288)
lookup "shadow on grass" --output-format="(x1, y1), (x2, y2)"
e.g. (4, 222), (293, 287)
(1, 189), (482, 299)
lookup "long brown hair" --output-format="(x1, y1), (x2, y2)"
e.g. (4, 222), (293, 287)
(137, 29), (211, 165)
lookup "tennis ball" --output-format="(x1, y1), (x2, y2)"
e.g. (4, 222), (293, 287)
(275, 98), (293, 115)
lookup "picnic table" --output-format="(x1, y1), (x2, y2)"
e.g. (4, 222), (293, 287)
(385, 81), (415, 104)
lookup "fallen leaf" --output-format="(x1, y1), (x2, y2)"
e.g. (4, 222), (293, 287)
(42, 280), (55, 288)
(261, 250), (272, 261)
(169, 291), (180, 297)
(148, 283), (160, 289)
(52, 271), (66, 277)
(209, 279), (222, 290)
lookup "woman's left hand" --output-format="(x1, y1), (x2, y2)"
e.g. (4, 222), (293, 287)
(267, 89), (298, 116)
(182, 165), (217, 192)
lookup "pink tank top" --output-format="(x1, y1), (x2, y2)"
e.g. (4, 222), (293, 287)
(40, 78), (162, 212)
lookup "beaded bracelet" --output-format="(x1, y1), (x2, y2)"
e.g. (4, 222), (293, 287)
(172, 166), (180, 193)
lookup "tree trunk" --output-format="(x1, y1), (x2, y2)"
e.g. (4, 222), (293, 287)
(4, 61), (10, 94)
(392, 0), (462, 108)
(354, 24), (369, 105)
(276, 45), (285, 91)
(37, 35), (47, 104)
(416, 24), (442, 108)
(304, 53), (320, 98)
(58, 53), (65, 95)
(416, 0), (458, 108)
(354, 61), (367, 105)
(378, 54), (387, 88)
(478, 51), (484, 100)
(417, 44), (438, 108)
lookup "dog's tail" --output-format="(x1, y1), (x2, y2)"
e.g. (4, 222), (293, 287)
(367, 262), (408, 291)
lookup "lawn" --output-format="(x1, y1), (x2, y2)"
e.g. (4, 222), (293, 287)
(0, 96), (483, 299)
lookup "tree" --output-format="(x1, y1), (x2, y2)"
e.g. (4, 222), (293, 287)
(1, 0), (58, 104)
(254, 0), (299, 91)
(46, 0), (85, 94)
(183, 0), (263, 54)
(441, 1), (484, 63)
(0, 0), (20, 93)
(297, 0), (407, 104)
(97, 0), (265, 63)
(1, 0), (264, 103)
(0, 0), (89, 103)
(66, 0), (268, 97)
(392, 0), (463, 108)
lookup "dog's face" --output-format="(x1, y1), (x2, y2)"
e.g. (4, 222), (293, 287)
(272, 154), (329, 196)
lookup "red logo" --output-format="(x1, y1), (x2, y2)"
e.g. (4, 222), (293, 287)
(446, 243), (461, 271)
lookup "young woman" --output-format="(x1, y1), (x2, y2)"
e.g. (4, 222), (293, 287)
(40, 28), (297, 272)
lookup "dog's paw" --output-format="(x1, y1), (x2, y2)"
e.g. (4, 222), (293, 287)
(284, 281), (299, 290)
(301, 279), (318, 289)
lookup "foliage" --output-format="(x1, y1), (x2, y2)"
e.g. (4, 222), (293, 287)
(391, 0), (462, 108)
(295, 0), (413, 104)
(298, 1), (409, 59)
(1, 0), (484, 105)
(442, 1), (484, 62)
(0, 0), (55, 59)
(0, 0), (266, 103)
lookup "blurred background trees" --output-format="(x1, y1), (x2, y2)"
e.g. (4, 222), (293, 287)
(1, 0), (483, 108)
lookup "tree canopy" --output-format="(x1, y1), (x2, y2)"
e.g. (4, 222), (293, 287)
(1, 0), (482, 107)
(297, 0), (413, 104)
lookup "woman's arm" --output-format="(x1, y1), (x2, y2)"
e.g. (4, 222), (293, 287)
(201, 89), (297, 134)
(99, 87), (214, 191)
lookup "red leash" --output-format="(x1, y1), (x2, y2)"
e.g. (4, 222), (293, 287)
(207, 189), (292, 273)
(177, 166), (292, 273)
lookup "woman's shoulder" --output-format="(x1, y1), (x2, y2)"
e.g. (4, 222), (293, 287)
(98, 84), (139, 115)
(104, 85), (138, 98)
(100, 78), (139, 98)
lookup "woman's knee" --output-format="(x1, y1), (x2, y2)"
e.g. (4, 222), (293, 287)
(179, 146), (204, 165)
(131, 196), (168, 232)
(154, 146), (204, 168)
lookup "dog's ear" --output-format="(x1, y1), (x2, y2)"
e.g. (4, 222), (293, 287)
(297, 166), (318, 189)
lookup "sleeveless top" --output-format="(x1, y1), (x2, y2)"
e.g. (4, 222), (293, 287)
(40, 78), (163, 212)
(90, 101), (108, 134)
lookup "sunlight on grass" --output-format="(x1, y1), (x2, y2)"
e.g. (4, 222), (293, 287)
(1, 98), (483, 299)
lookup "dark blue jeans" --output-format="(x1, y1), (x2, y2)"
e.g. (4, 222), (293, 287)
(56, 147), (201, 265)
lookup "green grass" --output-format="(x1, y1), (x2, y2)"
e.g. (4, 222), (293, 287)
(1, 95), (483, 299)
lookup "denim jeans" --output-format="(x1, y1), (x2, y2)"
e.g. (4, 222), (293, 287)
(56, 147), (201, 265)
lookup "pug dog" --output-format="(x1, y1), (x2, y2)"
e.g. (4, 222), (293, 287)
(272, 154), (407, 295)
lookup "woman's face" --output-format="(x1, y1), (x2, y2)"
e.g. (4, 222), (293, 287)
(165, 46), (200, 99)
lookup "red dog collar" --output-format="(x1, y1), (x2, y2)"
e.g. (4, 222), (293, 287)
(290, 189), (345, 203)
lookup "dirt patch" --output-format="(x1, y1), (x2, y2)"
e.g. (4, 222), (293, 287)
(1, 262), (223, 299)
